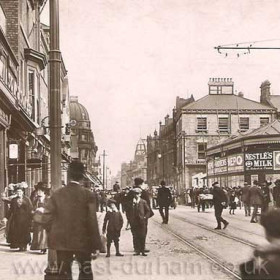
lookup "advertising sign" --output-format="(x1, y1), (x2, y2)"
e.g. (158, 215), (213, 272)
(274, 151), (280, 170)
(228, 154), (244, 172)
(207, 160), (214, 175)
(245, 152), (273, 171)
(9, 144), (18, 159)
(214, 157), (227, 174)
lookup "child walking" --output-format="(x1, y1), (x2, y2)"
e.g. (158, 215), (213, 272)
(229, 191), (237, 215)
(102, 199), (124, 257)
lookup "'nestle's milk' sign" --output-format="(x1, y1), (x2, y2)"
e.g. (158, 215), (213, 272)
(245, 151), (274, 170)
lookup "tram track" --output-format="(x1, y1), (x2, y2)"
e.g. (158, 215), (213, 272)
(185, 210), (264, 237)
(152, 218), (242, 280)
(170, 212), (258, 248)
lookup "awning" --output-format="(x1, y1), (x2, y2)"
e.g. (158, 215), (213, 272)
(85, 172), (102, 187)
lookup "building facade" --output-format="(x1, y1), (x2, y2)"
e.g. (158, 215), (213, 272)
(147, 114), (176, 187)
(0, 0), (82, 221)
(206, 120), (280, 187)
(174, 78), (277, 193)
(69, 96), (100, 185)
(121, 139), (147, 188)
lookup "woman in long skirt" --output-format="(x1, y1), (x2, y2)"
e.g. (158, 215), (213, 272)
(30, 182), (50, 253)
(8, 185), (33, 251)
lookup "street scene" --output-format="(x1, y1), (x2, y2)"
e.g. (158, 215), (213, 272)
(1, 0), (280, 280)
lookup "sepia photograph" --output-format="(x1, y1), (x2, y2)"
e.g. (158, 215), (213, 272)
(0, 0), (280, 279)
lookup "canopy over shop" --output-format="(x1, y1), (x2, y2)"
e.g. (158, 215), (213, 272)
(206, 120), (280, 187)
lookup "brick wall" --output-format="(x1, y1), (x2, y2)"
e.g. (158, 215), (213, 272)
(0, 0), (19, 56)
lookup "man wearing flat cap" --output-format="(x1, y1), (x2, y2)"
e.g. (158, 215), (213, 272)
(126, 185), (150, 256)
(212, 182), (229, 230)
(41, 161), (101, 279)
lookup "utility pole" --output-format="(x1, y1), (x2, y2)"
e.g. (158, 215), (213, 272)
(102, 150), (107, 190)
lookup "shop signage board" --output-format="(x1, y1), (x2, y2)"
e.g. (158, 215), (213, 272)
(214, 157), (227, 174)
(207, 160), (214, 175)
(245, 151), (274, 171)
(228, 154), (244, 172)
(274, 151), (280, 170)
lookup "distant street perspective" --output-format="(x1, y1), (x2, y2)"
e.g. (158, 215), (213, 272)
(1, 0), (280, 280)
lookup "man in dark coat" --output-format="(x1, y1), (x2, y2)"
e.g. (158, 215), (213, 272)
(43, 161), (101, 280)
(261, 182), (271, 213)
(157, 180), (172, 224)
(273, 179), (280, 208)
(248, 180), (264, 223)
(241, 182), (251, 216)
(127, 187), (150, 256)
(212, 182), (229, 230)
(240, 209), (280, 279)
(113, 181), (120, 192)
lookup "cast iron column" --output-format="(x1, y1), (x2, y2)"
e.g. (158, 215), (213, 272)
(49, 0), (61, 190)
(45, 0), (61, 278)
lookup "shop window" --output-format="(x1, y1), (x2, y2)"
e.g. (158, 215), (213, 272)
(0, 55), (7, 82)
(218, 118), (229, 133)
(28, 70), (36, 121)
(239, 117), (249, 132)
(260, 117), (269, 126)
(197, 117), (207, 132)
(197, 143), (207, 160)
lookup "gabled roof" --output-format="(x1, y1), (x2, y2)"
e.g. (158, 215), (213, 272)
(181, 94), (275, 111)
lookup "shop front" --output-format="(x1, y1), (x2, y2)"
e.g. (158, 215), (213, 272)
(207, 120), (280, 187)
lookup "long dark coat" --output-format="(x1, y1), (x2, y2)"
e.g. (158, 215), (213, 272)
(212, 187), (228, 207)
(44, 182), (101, 253)
(249, 186), (264, 206)
(241, 186), (250, 204)
(8, 196), (33, 248)
(157, 186), (172, 207)
(273, 186), (280, 207)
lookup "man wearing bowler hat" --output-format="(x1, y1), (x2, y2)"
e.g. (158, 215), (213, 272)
(212, 182), (229, 230)
(41, 161), (101, 279)
(157, 180), (172, 224)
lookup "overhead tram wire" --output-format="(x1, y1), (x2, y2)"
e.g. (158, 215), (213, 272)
(214, 39), (280, 57)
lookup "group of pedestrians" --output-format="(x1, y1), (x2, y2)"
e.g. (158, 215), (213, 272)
(1, 181), (50, 253)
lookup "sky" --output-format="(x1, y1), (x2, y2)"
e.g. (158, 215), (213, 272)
(42, 0), (280, 175)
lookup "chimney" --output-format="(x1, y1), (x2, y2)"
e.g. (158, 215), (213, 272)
(260, 80), (271, 104)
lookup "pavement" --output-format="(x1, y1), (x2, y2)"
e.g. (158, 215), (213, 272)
(0, 206), (267, 280)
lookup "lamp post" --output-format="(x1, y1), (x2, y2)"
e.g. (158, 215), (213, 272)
(158, 153), (165, 181)
(45, 0), (61, 278)
(49, 0), (62, 191)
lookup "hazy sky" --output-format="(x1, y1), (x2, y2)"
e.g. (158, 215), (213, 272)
(42, 0), (280, 175)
